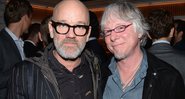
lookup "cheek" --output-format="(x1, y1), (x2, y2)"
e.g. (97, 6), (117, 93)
(85, 35), (89, 42)
(107, 45), (113, 52)
(104, 37), (113, 51)
(53, 34), (64, 43)
(80, 37), (87, 46)
(104, 38), (109, 46)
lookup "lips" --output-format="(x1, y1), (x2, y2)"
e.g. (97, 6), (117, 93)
(112, 42), (124, 47)
(63, 42), (77, 46)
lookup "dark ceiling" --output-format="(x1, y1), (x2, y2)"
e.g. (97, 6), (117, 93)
(28, 0), (185, 22)
(29, 0), (177, 9)
(29, 0), (114, 8)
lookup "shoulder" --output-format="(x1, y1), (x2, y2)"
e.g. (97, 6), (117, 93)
(83, 49), (100, 72)
(146, 52), (182, 78)
(173, 49), (185, 58)
(0, 28), (9, 40)
(0, 29), (8, 43)
(146, 52), (185, 90)
(13, 60), (42, 76)
(0, 29), (15, 50)
(11, 60), (47, 88)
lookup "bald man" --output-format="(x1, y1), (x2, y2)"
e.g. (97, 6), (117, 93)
(7, 1), (102, 99)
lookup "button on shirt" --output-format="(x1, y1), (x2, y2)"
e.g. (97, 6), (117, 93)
(103, 49), (148, 99)
(5, 28), (25, 60)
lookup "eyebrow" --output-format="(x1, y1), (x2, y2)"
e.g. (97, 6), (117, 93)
(54, 20), (88, 25)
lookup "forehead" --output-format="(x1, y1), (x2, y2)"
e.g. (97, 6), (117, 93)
(104, 15), (128, 28)
(53, 4), (89, 24)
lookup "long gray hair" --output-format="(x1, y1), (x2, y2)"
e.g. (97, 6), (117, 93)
(101, 1), (149, 46)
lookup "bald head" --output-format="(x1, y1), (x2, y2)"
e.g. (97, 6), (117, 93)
(48, 0), (92, 60)
(52, 0), (90, 25)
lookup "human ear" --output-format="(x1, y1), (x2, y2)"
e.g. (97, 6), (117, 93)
(86, 26), (91, 42)
(38, 32), (43, 41)
(48, 21), (54, 38)
(169, 27), (175, 38)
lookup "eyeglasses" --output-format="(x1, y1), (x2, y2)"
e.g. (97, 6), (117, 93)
(102, 24), (132, 37)
(51, 20), (90, 36)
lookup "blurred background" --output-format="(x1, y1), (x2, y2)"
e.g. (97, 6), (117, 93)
(0, 0), (185, 28)
(0, 0), (184, 56)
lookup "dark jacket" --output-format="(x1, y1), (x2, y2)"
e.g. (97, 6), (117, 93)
(143, 52), (185, 99)
(7, 44), (102, 99)
(0, 28), (22, 99)
(103, 51), (185, 99)
(174, 39), (185, 51)
(86, 39), (107, 64)
(148, 43), (185, 84)
(24, 40), (41, 58)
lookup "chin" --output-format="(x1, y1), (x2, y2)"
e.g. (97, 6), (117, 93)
(114, 52), (127, 60)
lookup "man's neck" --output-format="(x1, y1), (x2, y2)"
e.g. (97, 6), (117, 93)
(8, 22), (23, 38)
(152, 38), (171, 45)
(117, 48), (143, 85)
(117, 51), (143, 71)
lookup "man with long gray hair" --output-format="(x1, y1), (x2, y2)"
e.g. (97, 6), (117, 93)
(101, 1), (185, 99)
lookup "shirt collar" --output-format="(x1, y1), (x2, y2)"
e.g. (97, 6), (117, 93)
(5, 27), (19, 41)
(152, 39), (170, 45)
(88, 37), (97, 41)
(108, 48), (148, 92)
(108, 48), (148, 78)
(25, 40), (36, 46)
(5, 27), (24, 43)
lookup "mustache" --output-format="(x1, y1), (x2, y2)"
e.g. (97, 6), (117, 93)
(63, 39), (77, 44)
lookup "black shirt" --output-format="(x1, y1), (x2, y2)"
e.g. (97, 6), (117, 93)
(48, 51), (93, 99)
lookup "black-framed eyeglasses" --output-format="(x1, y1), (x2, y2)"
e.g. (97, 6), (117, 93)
(102, 24), (132, 37)
(51, 20), (90, 36)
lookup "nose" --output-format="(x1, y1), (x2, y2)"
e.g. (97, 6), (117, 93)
(110, 31), (119, 42)
(66, 27), (75, 38)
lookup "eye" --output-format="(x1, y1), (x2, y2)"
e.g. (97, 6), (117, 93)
(104, 29), (112, 34)
(116, 25), (125, 30)
(55, 23), (69, 33)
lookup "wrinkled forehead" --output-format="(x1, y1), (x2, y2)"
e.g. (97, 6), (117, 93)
(102, 13), (130, 30)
